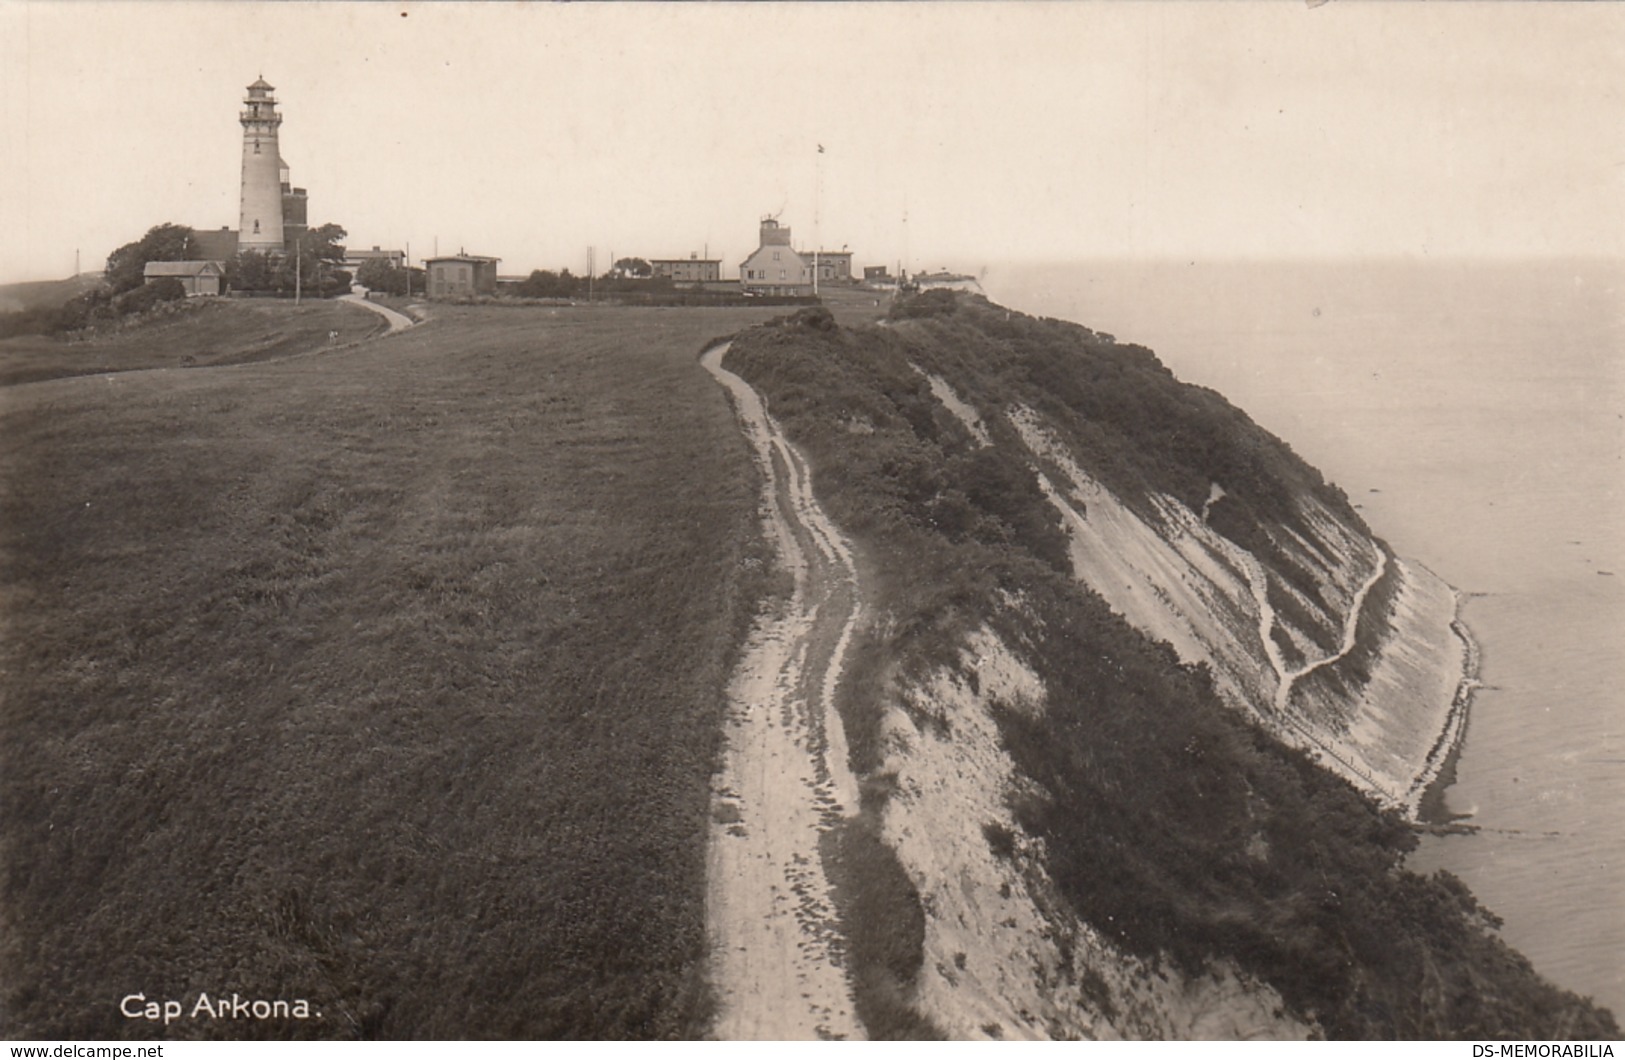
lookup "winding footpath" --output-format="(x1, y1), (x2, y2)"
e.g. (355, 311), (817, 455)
(1238, 546), (1395, 797)
(337, 292), (417, 333)
(699, 342), (864, 1041)
(1275, 553), (1388, 710)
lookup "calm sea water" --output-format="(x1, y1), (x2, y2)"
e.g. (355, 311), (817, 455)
(984, 259), (1625, 1016)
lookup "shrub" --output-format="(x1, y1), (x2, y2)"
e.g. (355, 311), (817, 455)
(823, 818), (939, 1039)
(52, 288), (116, 332)
(785, 305), (836, 331)
(113, 277), (187, 315)
(888, 288), (958, 320)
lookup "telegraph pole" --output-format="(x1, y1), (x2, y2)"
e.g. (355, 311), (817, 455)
(295, 237), (302, 305)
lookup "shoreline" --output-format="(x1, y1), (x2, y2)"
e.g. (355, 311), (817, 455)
(1409, 583), (1483, 825)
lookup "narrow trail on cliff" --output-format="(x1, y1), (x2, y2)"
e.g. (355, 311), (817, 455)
(1276, 552), (1388, 706)
(699, 342), (865, 1041)
(1239, 546), (1393, 796)
(1236, 547), (1389, 714)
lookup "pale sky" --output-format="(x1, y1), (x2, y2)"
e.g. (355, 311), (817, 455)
(2, 1), (1622, 285)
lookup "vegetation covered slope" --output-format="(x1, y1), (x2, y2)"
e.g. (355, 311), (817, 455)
(0, 274), (103, 316)
(722, 294), (1617, 1039)
(0, 303), (788, 1038)
(0, 298), (383, 387)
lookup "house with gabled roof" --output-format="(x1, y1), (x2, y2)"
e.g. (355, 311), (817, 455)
(739, 218), (812, 296)
(143, 260), (225, 296)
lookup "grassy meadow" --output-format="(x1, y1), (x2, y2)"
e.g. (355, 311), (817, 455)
(0, 300), (797, 1038)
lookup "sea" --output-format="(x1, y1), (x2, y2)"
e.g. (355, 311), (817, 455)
(984, 258), (1625, 1017)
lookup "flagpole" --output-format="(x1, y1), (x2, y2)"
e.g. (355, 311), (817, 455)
(814, 143), (823, 298)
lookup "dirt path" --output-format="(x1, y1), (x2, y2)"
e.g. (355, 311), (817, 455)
(1277, 551), (1387, 702)
(1237, 547), (1396, 797)
(338, 292), (417, 333)
(700, 342), (864, 1041)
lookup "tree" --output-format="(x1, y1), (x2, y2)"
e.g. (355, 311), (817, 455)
(354, 258), (421, 297)
(104, 224), (196, 294)
(225, 250), (275, 293)
(272, 223), (348, 296)
(610, 257), (652, 279)
(277, 219), (347, 294)
(355, 257), (395, 292)
(300, 223), (348, 266)
(516, 268), (581, 299)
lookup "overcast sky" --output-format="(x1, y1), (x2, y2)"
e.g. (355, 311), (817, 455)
(2, 2), (1621, 284)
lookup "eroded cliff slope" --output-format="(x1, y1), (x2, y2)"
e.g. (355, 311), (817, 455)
(713, 291), (1615, 1039)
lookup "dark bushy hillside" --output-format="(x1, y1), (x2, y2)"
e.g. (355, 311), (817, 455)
(0, 278), (188, 340)
(885, 291), (1362, 557)
(723, 293), (1617, 1039)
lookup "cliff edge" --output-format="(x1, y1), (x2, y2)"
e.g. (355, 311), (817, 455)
(711, 290), (1616, 1039)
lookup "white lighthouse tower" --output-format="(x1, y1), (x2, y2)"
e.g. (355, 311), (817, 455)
(238, 77), (286, 252)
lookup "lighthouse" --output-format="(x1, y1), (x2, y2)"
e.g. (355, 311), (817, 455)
(238, 77), (286, 252)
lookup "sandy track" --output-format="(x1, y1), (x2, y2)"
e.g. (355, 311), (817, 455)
(337, 292), (417, 333)
(1235, 545), (1399, 797)
(700, 342), (864, 1041)
(1276, 551), (1388, 710)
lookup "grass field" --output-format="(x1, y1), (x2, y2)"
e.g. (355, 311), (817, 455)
(0, 301), (801, 1038)
(0, 299), (385, 387)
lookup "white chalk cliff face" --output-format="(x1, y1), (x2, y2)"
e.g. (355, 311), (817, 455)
(849, 379), (1473, 1038)
(1000, 401), (1471, 815)
(706, 349), (1476, 1040)
(877, 625), (1308, 1040)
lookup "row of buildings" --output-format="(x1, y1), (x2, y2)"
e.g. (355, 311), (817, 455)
(736, 218), (855, 297)
(420, 218), (864, 300)
(146, 79), (887, 301)
(643, 219), (866, 298)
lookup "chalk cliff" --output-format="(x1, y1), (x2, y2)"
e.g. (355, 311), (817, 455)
(716, 291), (1615, 1039)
